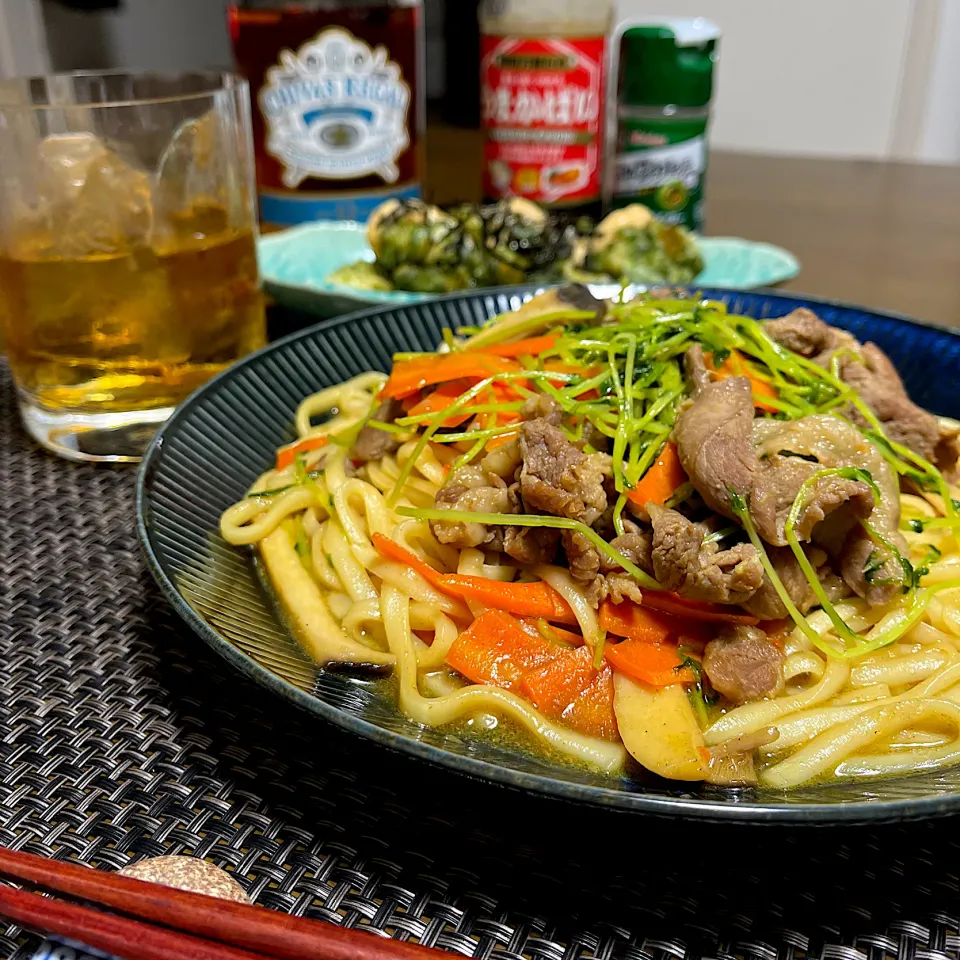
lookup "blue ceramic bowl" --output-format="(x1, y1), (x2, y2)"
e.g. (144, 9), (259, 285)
(137, 286), (960, 823)
(258, 221), (801, 317)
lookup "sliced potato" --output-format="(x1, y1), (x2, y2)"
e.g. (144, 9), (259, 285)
(260, 526), (395, 667)
(613, 674), (710, 781)
(463, 284), (606, 349)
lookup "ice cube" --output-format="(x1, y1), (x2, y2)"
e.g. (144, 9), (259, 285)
(37, 132), (109, 204)
(58, 148), (154, 258)
(154, 111), (232, 239)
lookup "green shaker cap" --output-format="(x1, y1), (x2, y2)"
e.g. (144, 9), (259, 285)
(619, 18), (719, 108)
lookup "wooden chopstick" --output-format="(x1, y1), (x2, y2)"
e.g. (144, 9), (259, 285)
(0, 883), (272, 960)
(0, 846), (448, 960)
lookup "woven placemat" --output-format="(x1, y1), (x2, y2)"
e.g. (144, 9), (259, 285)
(3, 358), (960, 960)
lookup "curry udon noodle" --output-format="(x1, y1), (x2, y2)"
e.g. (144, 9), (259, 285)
(221, 285), (960, 788)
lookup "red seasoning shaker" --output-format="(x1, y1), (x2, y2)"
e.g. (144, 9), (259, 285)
(480, 0), (613, 218)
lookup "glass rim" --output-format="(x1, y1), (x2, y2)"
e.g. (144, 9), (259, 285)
(0, 69), (248, 111)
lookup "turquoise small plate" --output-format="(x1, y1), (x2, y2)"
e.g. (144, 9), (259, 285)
(258, 221), (800, 318)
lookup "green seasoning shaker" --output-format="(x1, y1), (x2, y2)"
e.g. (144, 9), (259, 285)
(612, 18), (719, 231)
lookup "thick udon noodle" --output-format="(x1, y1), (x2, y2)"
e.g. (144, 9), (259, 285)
(221, 373), (960, 787)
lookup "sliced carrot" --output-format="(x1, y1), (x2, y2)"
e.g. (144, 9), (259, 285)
(370, 535), (577, 623)
(436, 575), (578, 625)
(486, 432), (520, 450)
(446, 610), (557, 692)
(626, 440), (687, 509)
(543, 360), (602, 400)
(599, 600), (674, 644)
(485, 410), (523, 450)
(641, 591), (760, 625)
(520, 646), (619, 741)
(405, 379), (477, 428)
(521, 644), (597, 718)
(600, 599), (714, 648)
(562, 666), (618, 741)
(276, 435), (329, 472)
(471, 334), (557, 358)
(370, 533), (444, 588)
(706, 350), (779, 413)
(606, 638), (694, 686)
(382, 353), (521, 400)
(400, 392), (422, 413)
(491, 381), (526, 403)
(519, 618), (584, 647)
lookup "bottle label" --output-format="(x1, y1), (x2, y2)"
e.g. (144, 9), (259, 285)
(481, 34), (606, 207)
(613, 118), (708, 231)
(259, 27), (411, 189)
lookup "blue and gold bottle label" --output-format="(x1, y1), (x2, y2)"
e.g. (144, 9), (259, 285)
(258, 26), (419, 224)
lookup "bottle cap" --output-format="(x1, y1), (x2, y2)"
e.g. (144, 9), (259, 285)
(619, 18), (719, 108)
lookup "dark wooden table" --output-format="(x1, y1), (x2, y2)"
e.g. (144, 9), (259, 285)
(426, 125), (960, 329)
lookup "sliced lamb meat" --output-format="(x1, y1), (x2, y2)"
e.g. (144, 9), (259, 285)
(702, 625), (785, 704)
(674, 372), (873, 547)
(582, 420), (611, 453)
(766, 310), (954, 473)
(837, 342), (941, 464)
(565, 522), (653, 588)
(741, 546), (818, 620)
(754, 414), (907, 605)
(676, 370), (887, 559)
(575, 523), (652, 608)
(673, 370), (757, 518)
(521, 394), (563, 425)
(586, 572), (644, 608)
(563, 529), (601, 582)
(764, 308), (857, 364)
(501, 284), (607, 336)
(350, 398), (404, 462)
(751, 415), (878, 545)
(936, 424), (960, 480)
(604, 528), (653, 574)
(554, 282), (608, 323)
(518, 419), (608, 524)
(748, 454), (874, 546)
(839, 530), (907, 607)
(430, 466), (516, 549)
(684, 342), (713, 394)
(648, 504), (764, 605)
(503, 526), (560, 565)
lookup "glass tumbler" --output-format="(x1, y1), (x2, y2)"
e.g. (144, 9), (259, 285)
(0, 71), (267, 463)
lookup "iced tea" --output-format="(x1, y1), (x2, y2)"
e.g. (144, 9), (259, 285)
(0, 215), (264, 413)
(0, 71), (264, 462)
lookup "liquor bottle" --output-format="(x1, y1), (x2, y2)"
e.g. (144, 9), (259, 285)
(479, 0), (614, 219)
(228, 0), (424, 227)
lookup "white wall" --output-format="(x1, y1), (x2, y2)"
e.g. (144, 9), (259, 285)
(616, 0), (959, 163)
(912, 0), (960, 163)
(0, 0), (49, 77)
